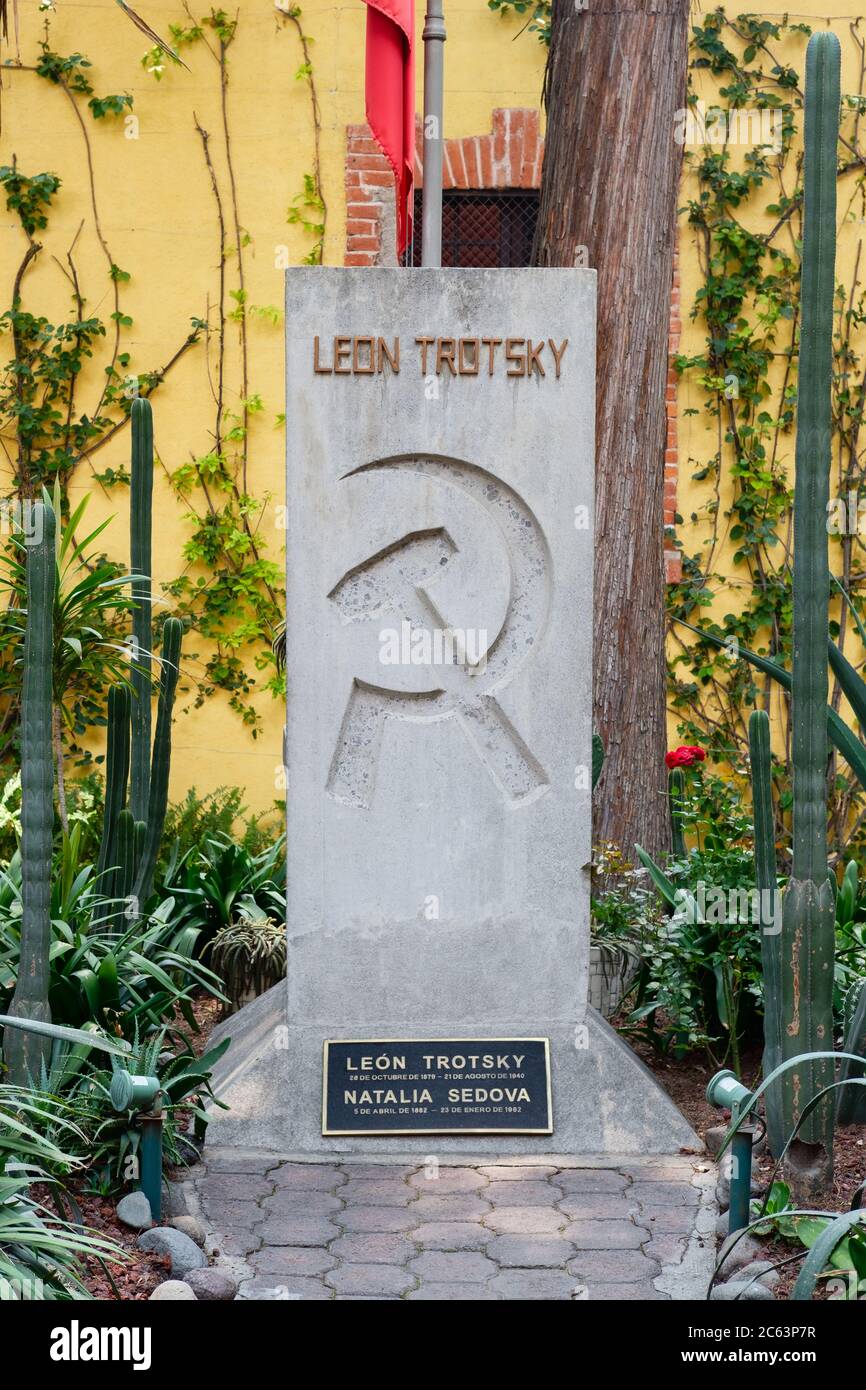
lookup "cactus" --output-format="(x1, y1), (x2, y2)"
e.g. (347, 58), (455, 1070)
(776, 31), (840, 1192)
(129, 397), (153, 824)
(837, 979), (866, 1125)
(668, 768), (686, 857)
(131, 616), (183, 910)
(96, 684), (131, 884)
(749, 709), (786, 1154)
(4, 501), (57, 1084)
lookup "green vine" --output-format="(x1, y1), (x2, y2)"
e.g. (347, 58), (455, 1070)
(669, 10), (866, 862)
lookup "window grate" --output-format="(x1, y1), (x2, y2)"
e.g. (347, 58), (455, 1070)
(407, 189), (539, 268)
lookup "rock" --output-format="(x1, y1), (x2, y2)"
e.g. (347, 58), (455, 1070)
(149, 1280), (197, 1301)
(711, 1280), (774, 1301)
(716, 1234), (763, 1278)
(170, 1215), (208, 1248)
(704, 1125), (727, 1156)
(185, 1268), (238, 1301)
(715, 1211), (731, 1239)
(736, 1259), (781, 1289)
(116, 1191), (153, 1229)
(138, 1226), (207, 1278)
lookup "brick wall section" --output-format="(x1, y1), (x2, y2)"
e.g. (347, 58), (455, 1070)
(344, 110), (681, 579)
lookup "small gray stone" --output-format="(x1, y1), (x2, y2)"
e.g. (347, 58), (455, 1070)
(716, 1234), (764, 1278)
(149, 1279), (197, 1301)
(170, 1215), (207, 1248)
(138, 1226), (207, 1278)
(734, 1260), (781, 1290)
(715, 1211), (732, 1239)
(710, 1280), (774, 1301)
(185, 1268), (238, 1301)
(704, 1125), (728, 1156)
(116, 1191), (152, 1229)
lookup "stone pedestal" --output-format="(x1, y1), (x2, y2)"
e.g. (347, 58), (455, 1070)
(209, 268), (697, 1157)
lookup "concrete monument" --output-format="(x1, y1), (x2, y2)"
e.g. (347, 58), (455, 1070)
(209, 267), (697, 1156)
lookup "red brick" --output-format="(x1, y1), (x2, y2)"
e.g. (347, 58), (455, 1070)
(348, 235), (380, 252)
(361, 171), (394, 188)
(346, 153), (390, 173)
(344, 252), (376, 266)
(346, 219), (377, 237)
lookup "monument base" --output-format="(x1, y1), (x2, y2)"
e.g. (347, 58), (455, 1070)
(205, 985), (700, 1156)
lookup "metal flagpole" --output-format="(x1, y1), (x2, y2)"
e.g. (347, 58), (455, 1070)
(421, 0), (445, 267)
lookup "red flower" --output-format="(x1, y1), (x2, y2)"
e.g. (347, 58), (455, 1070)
(665, 745), (706, 769)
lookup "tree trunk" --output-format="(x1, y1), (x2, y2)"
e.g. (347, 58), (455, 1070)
(534, 0), (689, 860)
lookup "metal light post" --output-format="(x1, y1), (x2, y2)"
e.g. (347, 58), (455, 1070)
(421, 0), (445, 267)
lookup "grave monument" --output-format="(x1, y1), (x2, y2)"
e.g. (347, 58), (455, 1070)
(209, 266), (697, 1156)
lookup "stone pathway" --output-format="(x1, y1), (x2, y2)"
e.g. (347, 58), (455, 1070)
(172, 1152), (716, 1300)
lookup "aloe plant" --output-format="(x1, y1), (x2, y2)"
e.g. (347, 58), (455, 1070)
(778, 31), (840, 1193)
(838, 980), (866, 1125)
(129, 396), (153, 824)
(4, 501), (57, 1084)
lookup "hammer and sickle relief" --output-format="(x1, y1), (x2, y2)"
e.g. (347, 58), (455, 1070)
(326, 455), (552, 809)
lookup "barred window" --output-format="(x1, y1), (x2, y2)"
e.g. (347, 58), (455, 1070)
(408, 190), (539, 268)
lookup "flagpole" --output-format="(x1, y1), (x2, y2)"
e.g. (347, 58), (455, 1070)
(421, 0), (445, 267)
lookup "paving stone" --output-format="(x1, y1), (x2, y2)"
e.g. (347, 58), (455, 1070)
(338, 1206), (418, 1233)
(554, 1169), (630, 1194)
(339, 1165), (417, 1181)
(204, 1153), (277, 1174)
(325, 1264), (415, 1297)
(485, 1181), (563, 1206)
(478, 1165), (559, 1181)
(256, 1216), (341, 1246)
(587, 1282), (669, 1300)
(488, 1269), (579, 1300)
(407, 1283), (498, 1300)
(562, 1219), (647, 1250)
(249, 1246), (336, 1277)
(409, 1251), (497, 1283)
(483, 1206), (567, 1235)
(197, 1174), (274, 1202)
(627, 1182), (701, 1207)
(262, 1190), (344, 1217)
(271, 1164), (347, 1190)
(568, 1250), (660, 1283)
(339, 1180), (416, 1206)
(214, 1228), (263, 1258)
(329, 1233), (417, 1264)
(198, 1197), (263, 1227)
(557, 1193), (635, 1220)
(412, 1222), (492, 1251)
(408, 1167), (489, 1192)
(486, 1235), (576, 1268)
(643, 1232), (689, 1266)
(636, 1206), (702, 1235)
(238, 1276), (332, 1300)
(411, 1195), (492, 1223)
(622, 1165), (702, 1184)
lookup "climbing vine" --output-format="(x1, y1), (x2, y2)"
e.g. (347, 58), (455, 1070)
(1, 4), (328, 746)
(669, 10), (866, 861)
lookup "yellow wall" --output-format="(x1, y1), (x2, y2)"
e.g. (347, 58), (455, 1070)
(0, 1), (545, 813)
(673, 6), (866, 752)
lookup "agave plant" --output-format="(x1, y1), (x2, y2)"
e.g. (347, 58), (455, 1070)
(0, 1085), (125, 1299)
(211, 903), (287, 1015)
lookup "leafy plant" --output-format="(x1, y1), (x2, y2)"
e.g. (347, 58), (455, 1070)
(211, 904), (286, 1014)
(161, 832), (286, 953)
(0, 1084), (125, 1299)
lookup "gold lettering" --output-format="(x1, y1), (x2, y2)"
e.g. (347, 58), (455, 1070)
(313, 335), (332, 374)
(436, 337), (457, 375)
(416, 335), (435, 374)
(378, 337), (400, 373)
(527, 340), (546, 378)
(353, 336), (375, 374)
(481, 336), (502, 376)
(333, 336), (351, 374)
(458, 338), (480, 375)
(548, 338), (569, 378)
(505, 338), (526, 377)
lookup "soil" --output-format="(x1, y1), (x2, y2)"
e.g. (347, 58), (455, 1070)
(630, 1023), (866, 1299)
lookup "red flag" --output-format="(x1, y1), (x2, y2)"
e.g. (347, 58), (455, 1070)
(363, 0), (415, 257)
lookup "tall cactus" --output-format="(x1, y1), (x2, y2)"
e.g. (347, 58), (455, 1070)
(749, 710), (785, 1154)
(129, 396), (153, 824)
(5, 501), (57, 1084)
(131, 615), (183, 910)
(778, 31), (840, 1192)
(96, 684), (131, 884)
